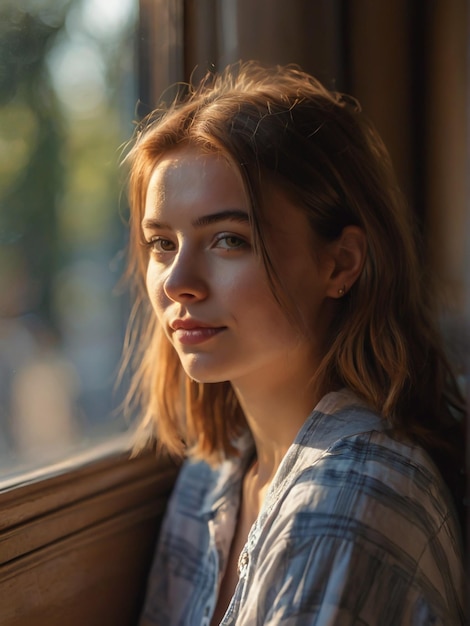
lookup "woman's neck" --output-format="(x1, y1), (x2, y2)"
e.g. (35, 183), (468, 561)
(232, 367), (322, 487)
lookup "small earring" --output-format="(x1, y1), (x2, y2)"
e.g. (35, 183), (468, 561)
(338, 285), (346, 296)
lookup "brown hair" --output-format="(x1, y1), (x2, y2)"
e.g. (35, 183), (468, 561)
(123, 62), (465, 511)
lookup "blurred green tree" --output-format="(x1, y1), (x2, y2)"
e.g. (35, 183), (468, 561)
(0, 0), (74, 325)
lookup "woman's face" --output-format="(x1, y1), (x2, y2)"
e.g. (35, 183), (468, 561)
(142, 146), (336, 389)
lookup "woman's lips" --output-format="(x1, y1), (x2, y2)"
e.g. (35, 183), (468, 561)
(170, 319), (226, 345)
(173, 326), (225, 345)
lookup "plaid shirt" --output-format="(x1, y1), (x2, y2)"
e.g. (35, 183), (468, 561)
(140, 389), (466, 625)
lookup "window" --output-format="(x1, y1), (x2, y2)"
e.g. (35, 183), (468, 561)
(0, 0), (138, 481)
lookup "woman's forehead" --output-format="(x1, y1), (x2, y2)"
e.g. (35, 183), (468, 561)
(142, 146), (251, 224)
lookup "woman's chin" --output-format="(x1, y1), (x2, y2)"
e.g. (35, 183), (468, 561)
(181, 365), (229, 385)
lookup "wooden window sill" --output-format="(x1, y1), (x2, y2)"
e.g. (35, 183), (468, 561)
(0, 441), (180, 626)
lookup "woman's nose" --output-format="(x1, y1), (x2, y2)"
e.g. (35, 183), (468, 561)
(163, 249), (208, 303)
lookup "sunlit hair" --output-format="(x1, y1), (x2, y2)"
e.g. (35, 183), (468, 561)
(123, 61), (465, 508)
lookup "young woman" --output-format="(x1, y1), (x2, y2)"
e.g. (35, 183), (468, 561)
(124, 62), (466, 625)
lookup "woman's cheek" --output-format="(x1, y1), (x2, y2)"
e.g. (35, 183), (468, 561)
(146, 268), (166, 314)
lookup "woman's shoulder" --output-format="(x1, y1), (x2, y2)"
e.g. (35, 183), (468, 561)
(272, 425), (462, 576)
(271, 392), (462, 552)
(260, 424), (465, 620)
(291, 424), (455, 525)
(300, 389), (451, 504)
(326, 426), (445, 491)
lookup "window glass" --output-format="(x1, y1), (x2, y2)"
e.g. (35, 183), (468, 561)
(0, 0), (137, 479)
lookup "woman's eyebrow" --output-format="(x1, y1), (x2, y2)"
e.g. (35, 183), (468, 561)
(141, 209), (250, 230)
(192, 209), (250, 227)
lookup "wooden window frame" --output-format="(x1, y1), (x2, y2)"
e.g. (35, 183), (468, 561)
(0, 445), (179, 626)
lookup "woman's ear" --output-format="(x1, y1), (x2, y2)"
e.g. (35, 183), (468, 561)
(324, 226), (367, 298)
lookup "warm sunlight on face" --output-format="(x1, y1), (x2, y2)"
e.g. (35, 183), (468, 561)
(142, 146), (334, 388)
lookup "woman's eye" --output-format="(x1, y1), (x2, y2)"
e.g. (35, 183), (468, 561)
(214, 234), (248, 250)
(147, 237), (175, 253)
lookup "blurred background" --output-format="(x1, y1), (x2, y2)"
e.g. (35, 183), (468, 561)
(0, 0), (468, 480)
(0, 0), (137, 475)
